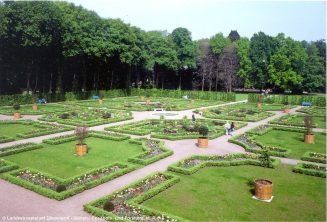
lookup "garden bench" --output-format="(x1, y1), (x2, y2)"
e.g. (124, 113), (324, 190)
(301, 102), (312, 106)
(92, 95), (100, 100)
(37, 98), (47, 104)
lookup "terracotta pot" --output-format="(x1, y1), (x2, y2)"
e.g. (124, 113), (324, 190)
(75, 144), (88, 156)
(197, 137), (208, 148)
(146, 99), (150, 105)
(255, 179), (273, 200)
(256, 102), (262, 108)
(283, 108), (290, 113)
(140, 96), (144, 101)
(304, 134), (315, 144)
(99, 99), (103, 105)
(32, 104), (38, 111)
(13, 112), (21, 119)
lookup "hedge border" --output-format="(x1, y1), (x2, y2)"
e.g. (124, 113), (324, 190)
(292, 162), (326, 178)
(301, 152), (326, 164)
(0, 159), (19, 173)
(0, 143), (43, 157)
(1, 163), (136, 200)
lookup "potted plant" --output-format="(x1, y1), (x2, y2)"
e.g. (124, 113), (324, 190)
(32, 94), (38, 111)
(304, 116), (315, 144)
(197, 125), (209, 148)
(256, 95), (264, 108)
(13, 104), (21, 119)
(75, 126), (88, 156)
(98, 90), (105, 104)
(283, 101), (290, 113)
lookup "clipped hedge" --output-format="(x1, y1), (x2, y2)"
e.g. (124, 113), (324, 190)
(293, 162), (326, 178)
(0, 159), (19, 173)
(0, 143), (43, 157)
(301, 152), (326, 164)
(84, 173), (187, 222)
(168, 153), (280, 175)
(1, 163), (136, 200)
(248, 94), (326, 107)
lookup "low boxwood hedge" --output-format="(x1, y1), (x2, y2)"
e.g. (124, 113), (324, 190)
(1, 163), (136, 200)
(301, 152), (326, 164)
(0, 143), (43, 157)
(293, 162), (326, 178)
(0, 159), (19, 173)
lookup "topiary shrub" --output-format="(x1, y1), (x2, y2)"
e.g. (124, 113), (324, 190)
(59, 113), (69, 119)
(103, 200), (115, 212)
(198, 125), (209, 138)
(259, 150), (273, 168)
(56, 185), (67, 192)
(304, 116), (314, 135)
(13, 104), (20, 110)
(102, 112), (112, 119)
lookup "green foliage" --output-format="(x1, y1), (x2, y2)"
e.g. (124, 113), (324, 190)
(198, 125), (209, 137)
(210, 32), (231, 55)
(13, 104), (20, 110)
(258, 150), (273, 168)
(303, 116), (314, 135)
(103, 201), (115, 212)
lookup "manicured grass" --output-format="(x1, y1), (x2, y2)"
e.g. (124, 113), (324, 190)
(143, 164), (326, 221)
(235, 93), (248, 101)
(254, 129), (326, 159)
(3, 137), (143, 178)
(270, 114), (326, 128)
(0, 123), (39, 139)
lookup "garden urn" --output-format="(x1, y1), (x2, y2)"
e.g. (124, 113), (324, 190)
(32, 104), (38, 111)
(197, 137), (208, 148)
(75, 144), (88, 156)
(255, 179), (273, 200)
(304, 134), (315, 144)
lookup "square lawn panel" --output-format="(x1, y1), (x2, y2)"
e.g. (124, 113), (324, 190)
(254, 129), (326, 159)
(0, 123), (40, 140)
(143, 165), (325, 221)
(3, 137), (144, 178)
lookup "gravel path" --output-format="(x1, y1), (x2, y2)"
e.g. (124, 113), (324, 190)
(0, 104), (319, 221)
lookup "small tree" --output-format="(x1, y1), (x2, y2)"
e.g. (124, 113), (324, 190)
(259, 150), (273, 168)
(75, 126), (88, 145)
(198, 125), (209, 138)
(13, 104), (20, 111)
(304, 116), (314, 135)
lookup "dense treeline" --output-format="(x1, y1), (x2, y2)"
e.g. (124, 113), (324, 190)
(0, 1), (325, 95)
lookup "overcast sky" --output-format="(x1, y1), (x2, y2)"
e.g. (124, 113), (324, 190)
(67, 0), (326, 41)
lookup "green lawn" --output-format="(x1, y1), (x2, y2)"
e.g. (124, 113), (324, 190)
(143, 165), (326, 221)
(255, 129), (326, 159)
(0, 123), (39, 139)
(3, 137), (143, 178)
(270, 115), (326, 129)
(235, 93), (248, 101)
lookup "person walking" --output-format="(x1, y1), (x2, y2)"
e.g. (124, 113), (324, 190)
(224, 121), (231, 136)
(230, 122), (235, 136)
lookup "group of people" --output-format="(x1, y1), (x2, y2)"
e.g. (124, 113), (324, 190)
(224, 121), (235, 136)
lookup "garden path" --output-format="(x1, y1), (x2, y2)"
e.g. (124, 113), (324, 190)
(0, 105), (306, 221)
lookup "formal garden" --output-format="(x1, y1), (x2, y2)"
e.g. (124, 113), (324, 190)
(0, 90), (325, 221)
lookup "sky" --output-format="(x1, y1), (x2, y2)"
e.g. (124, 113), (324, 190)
(66, 0), (326, 41)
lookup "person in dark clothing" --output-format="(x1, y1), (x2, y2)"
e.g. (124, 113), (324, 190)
(230, 122), (235, 135)
(192, 114), (196, 121)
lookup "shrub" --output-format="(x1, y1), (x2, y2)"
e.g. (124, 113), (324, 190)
(13, 104), (20, 110)
(103, 200), (115, 212)
(259, 150), (273, 168)
(56, 185), (67, 193)
(75, 126), (88, 145)
(102, 113), (112, 119)
(198, 125), (209, 138)
(304, 116), (314, 135)
(59, 113), (69, 119)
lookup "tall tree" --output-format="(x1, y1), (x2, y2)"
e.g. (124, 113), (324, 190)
(228, 30), (240, 42)
(171, 27), (197, 89)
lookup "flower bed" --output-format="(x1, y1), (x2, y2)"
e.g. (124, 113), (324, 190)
(229, 134), (290, 157)
(128, 139), (173, 165)
(0, 143), (43, 157)
(203, 103), (274, 122)
(1, 163), (135, 200)
(0, 159), (19, 173)
(39, 108), (132, 126)
(106, 119), (246, 140)
(84, 173), (185, 222)
(293, 162), (326, 178)
(168, 153), (280, 175)
(301, 152), (326, 164)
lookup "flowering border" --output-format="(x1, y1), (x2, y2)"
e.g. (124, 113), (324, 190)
(293, 162), (326, 178)
(84, 173), (187, 222)
(168, 153), (280, 175)
(1, 163), (136, 200)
